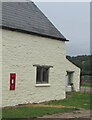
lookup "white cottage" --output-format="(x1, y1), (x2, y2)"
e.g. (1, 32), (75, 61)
(0, 1), (80, 107)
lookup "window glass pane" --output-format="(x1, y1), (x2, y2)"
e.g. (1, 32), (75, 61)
(43, 68), (49, 83)
(36, 67), (42, 83)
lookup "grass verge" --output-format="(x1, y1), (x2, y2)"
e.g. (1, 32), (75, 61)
(46, 92), (92, 109)
(2, 107), (78, 118)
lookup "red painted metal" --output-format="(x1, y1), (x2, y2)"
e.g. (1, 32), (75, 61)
(10, 73), (16, 90)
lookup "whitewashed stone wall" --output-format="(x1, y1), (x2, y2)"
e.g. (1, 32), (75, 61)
(65, 59), (80, 92)
(2, 29), (67, 107)
(0, 29), (2, 111)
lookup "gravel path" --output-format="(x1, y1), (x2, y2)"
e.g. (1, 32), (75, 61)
(24, 104), (76, 108)
(39, 109), (92, 118)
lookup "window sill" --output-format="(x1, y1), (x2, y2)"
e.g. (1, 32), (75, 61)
(35, 84), (51, 87)
(66, 85), (71, 87)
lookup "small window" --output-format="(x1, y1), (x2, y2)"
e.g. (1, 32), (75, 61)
(66, 71), (74, 86)
(33, 65), (53, 84)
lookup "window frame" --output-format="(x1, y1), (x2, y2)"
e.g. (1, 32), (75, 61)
(33, 65), (53, 85)
(66, 71), (74, 86)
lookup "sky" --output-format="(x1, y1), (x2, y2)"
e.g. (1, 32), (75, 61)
(35, 2), (90, 56)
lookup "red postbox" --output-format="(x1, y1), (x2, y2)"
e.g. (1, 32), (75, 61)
(10, 73), (16, 90)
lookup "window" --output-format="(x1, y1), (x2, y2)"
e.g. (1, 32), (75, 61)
(66, 71), (74, 86)
(33, 65), (53, 84)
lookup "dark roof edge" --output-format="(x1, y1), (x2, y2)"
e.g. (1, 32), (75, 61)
(1, 26), (69, 42)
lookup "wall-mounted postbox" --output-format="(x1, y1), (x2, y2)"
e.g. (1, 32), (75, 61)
(10, 73), (16, 90)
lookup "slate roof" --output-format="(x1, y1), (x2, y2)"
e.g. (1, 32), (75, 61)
(1, 1), (68, 41)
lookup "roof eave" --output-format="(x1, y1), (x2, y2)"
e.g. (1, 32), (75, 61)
(1, 26), (69, 42)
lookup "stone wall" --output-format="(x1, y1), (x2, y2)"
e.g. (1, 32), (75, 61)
(2, 29), (67, 107)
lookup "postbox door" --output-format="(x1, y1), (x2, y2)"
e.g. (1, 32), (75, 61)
(10, 73), (16, 90)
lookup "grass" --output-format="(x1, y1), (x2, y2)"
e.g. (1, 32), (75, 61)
(81, 84), (92, 87)
(2, 107), (78, 118)
(46, 92), (92, 110)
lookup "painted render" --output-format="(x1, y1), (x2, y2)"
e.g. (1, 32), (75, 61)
(1, 29), (80, 107)
(65, 59), (80, 92)
(0, 29), (2, 109)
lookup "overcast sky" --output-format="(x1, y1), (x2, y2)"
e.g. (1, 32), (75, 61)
(35, 2), (90, 56)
